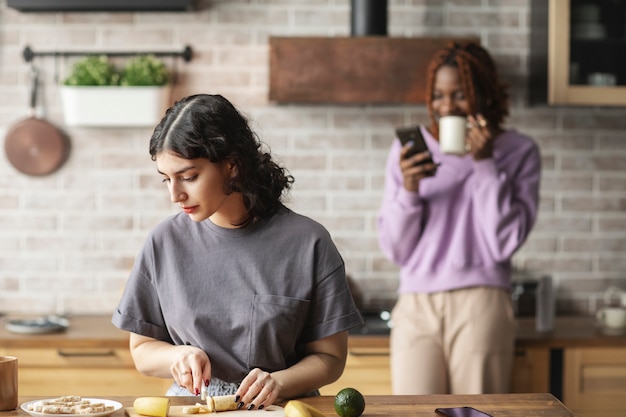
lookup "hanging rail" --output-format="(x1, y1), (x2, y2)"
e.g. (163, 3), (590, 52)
(22, 45), (193, 63)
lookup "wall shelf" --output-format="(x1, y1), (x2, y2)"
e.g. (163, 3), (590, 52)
(269, 36), (477, 105)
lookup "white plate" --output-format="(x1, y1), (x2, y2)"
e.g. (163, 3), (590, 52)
(21, 398), (122, 417)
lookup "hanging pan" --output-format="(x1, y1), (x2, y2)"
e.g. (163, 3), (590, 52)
(4, 65), (70, 176)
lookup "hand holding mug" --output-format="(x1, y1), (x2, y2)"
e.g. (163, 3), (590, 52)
(466, 114), (493, 160)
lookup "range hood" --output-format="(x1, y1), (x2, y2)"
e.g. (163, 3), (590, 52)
(7, 0), (195, 12)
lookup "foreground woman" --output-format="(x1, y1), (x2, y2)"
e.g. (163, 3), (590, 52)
(113, 94), (362, 408)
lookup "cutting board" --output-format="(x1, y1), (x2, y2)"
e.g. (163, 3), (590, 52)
(125, 405), (285, 417)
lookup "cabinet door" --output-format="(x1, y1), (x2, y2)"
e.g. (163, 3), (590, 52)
(18, 368), (172, 396)
(320, 347), (391, 395)
(3, 347), (172, 396)
(510, 347), (550, 393)
(563, 347), (626, 417)
(548, 0), (626, 105)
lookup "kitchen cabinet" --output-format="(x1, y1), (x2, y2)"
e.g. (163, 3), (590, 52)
(510, 347), (550, 393)
(329, 316), (626, 405)
(563, 347), (626, 417)
(547, 0), (626, 106)
(319, 337), (391, 396)
(321, 338), (549, 396)
(0, 316), (172, 396)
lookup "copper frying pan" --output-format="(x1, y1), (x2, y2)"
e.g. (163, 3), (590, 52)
(4, 66), (70, 176)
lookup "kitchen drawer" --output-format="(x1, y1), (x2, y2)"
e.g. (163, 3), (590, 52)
(563, 347), (626, 416)
(1, 347), (134, 368)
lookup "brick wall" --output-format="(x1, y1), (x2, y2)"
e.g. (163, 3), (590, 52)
(0, 0), (624, 315)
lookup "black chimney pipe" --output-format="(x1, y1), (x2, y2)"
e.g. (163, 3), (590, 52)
(350, 0), (388, 36)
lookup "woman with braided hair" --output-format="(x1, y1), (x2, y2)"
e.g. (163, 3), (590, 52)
(377, 41), (541, 394)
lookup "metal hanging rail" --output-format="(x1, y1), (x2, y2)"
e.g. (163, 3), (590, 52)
(22, 45), (193, 63)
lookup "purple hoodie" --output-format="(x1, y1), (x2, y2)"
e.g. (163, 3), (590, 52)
(377, 125), (541, 294)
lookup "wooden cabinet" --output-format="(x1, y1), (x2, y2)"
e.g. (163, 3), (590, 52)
(320, 338), (391, 396)
(563, 347), (626, 417)
(548, 0), (626, 105)
(320, 337), (548, 396)
(0, 316), (172, 396)
(510, 347), (550, 394)
(0, 347), (172, 396)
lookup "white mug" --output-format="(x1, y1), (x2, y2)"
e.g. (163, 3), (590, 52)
(596, 307), (626, 330)
(439, 115), (467, 155)
(0, 356), (18, 411)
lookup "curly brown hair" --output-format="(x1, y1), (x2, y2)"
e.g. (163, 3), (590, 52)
(149, 94), (294, 227)
(425, 41), (509, 137)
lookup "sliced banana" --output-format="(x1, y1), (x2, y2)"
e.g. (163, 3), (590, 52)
(205, 395), (238, 412)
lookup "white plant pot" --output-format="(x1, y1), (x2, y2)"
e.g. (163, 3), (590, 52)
(60, 85), (171, 127)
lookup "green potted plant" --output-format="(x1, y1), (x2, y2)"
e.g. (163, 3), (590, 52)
(60, 54), (171, 127)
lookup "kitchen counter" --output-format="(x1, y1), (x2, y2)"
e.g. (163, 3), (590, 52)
(347, 316), (626, 348)
(2, 315), (624, 349)
(2, 394), (575, 417)
(0, 315), (128, 349)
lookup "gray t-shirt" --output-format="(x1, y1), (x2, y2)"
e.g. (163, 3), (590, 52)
(112, 206), (362, 383)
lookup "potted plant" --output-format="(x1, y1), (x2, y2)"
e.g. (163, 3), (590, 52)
(60, 54), (171, 127)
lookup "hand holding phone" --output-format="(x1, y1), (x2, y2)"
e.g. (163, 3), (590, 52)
(395, 125), (436, 176)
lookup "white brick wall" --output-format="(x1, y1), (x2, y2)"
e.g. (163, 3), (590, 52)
(0, 0), (625, 315)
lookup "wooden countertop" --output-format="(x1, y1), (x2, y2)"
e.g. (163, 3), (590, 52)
(0, 315), (128, 349)
(347, 316), (626, 350)
(2, 314), (625, 351)
(2, 394), (575, 417)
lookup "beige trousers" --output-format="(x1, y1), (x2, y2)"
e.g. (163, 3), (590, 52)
(390, 287), (515, 394)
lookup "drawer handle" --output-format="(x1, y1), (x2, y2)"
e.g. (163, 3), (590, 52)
(58, 350), (116, 357)
(349, 350), (390, 357)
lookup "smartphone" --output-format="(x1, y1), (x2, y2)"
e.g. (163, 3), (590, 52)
(435, 406), (493, 417)
(395, 125), (435, 175)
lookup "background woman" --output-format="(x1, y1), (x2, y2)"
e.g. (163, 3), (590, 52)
(377, 41), (541, 394)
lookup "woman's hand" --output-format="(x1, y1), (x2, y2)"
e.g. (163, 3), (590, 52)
(400, 143), (437, 192)
(170, 346), (212, 396)
(235, 368), (282, 410)
(129, 333), (212, 397)
(466, 114), (493, 160)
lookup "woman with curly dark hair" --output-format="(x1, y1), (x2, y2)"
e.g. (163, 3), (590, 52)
(377, 42), (541, 394)
(113, 94), (362, 408)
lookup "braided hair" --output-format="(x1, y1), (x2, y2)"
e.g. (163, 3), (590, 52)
(425, 41), (509, 138)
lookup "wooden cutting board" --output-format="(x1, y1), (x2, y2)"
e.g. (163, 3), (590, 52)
(125, 405), (285, 417)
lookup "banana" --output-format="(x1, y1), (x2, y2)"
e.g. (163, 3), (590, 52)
(133, 397), (171, 417)
(205, 395), (238, 412)
(284, 400), (326, 417)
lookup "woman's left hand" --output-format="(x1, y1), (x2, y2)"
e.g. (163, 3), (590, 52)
(466, 114), (493, 160)
(234, 368), (281, 410)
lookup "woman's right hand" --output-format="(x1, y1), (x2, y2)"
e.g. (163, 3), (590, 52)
(170, 345), (212, 396)
(399, 143), (437, 192)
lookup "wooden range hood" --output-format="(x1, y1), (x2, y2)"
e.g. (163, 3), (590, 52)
(269, 36), (478, 105)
